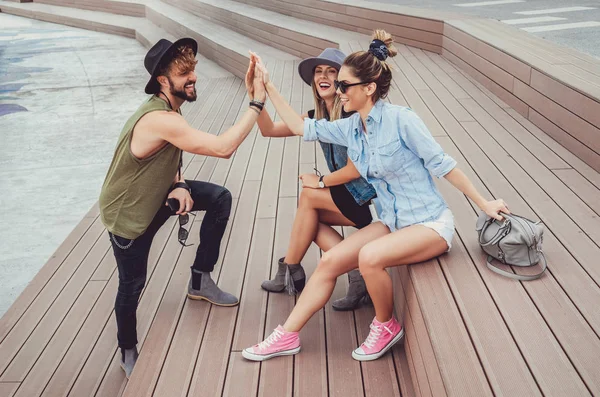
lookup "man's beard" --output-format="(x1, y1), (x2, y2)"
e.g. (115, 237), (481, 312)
(168, 76), (197, 102)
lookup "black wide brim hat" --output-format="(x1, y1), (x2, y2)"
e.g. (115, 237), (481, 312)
(297, 47), (347, 86)
(144, 37), (198, 94)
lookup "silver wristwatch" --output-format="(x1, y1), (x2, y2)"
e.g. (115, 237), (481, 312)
(318, 175), (326, 189)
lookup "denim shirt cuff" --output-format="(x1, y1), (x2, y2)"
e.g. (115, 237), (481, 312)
(432, 154), (457, 178)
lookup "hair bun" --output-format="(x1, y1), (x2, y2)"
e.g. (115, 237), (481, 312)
(368, 39), (389, 61)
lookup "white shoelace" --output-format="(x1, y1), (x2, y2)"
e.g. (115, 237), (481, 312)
(258, 328), (284, 350)
(364, 322), (393, 349)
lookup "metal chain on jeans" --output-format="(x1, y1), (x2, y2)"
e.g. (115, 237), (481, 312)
(110, 232), (134, 250)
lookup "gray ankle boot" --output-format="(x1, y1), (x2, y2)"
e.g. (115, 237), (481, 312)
(332, 269), (370, 311)
(187, 270), (239, 306)
(261, 257), (306, 295)
(120, 347), (138, 379)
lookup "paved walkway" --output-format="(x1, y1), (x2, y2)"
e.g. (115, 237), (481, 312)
(0, 14), (148, 317)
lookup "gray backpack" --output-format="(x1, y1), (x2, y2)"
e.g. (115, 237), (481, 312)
(476, 212), (547, 281)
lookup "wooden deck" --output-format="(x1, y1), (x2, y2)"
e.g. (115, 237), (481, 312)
(1, 0), (600, 396)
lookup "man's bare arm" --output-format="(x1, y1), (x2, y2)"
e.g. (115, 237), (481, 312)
(155, 109), (260, 159)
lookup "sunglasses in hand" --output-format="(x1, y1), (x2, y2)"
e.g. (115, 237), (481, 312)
(177, 212), (196, 247)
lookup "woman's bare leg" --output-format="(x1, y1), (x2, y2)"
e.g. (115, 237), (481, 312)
(283, 222), (390, 331)
(284, 188), (354, 264)
(358, 225), (448, 323)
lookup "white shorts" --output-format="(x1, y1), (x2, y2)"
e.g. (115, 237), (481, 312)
(416, 208), (455, 251)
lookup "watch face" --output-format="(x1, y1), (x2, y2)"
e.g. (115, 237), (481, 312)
(319, 181), (324, 188)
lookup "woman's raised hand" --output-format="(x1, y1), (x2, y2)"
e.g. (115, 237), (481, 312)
(245, 56), (256, 100)
(250, 51), (270, 85)
(253, 59), (267, 103)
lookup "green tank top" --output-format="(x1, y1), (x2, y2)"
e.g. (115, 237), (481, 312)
(99, 96), (181, 239)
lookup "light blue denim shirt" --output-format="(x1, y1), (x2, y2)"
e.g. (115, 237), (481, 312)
(304, 99), (457, 232)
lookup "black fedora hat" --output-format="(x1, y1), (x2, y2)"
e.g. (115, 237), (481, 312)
(144, 37), (198, 94)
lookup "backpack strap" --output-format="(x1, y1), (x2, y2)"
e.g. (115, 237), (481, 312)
(486, 252), (547, 281)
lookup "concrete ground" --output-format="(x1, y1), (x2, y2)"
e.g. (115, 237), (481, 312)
(0, 14), (148, 317)
(368, 0), (600, 58)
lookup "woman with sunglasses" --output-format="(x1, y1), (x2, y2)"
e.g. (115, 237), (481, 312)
(246, 49), (376, 311)
(243, 30), (509, 362)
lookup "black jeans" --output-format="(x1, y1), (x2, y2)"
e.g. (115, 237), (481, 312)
(109, 180), (232, 349)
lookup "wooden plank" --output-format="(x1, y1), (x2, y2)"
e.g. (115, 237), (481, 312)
(229, 218), (275, 351)
(222, 353), (260, 397)
(416, 52), (569, 170)
(443, 24), (531, 84)
(256, 64), (299, 391)
(429, 52), (600, 177)
(441, 47), (529, 117)
(39, 274), (117, 397)
(408, 55), (597, 344)
(530, 69), (600, 130)
(513, 80), (600, 155)
(442, 36), (514, 93)
(0, 230), (108, 379)
(0, 204), (99, 343)
(185, 182), (261, 397)
(392, 345), (417, 397)
(458, 98), (600, 245)
(527, 109), (600, 173)
(256, 198), (296, 397)
(395, 266), (442, 397)
(436, 238), (540, 395)
(410, 261), (492, 396)
(11, 281), (106, 397)
(325, 273), (362, 397)
(438, 136), (598, 395)
(553, 169), (600, 215)
(0, 383), (19, 397)
(293, 164), (328, 397)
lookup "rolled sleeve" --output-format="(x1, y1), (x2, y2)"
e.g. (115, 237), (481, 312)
(426, 152), (457, 178)
(303, 117), (352, 147)
(400, 109), (457, 178)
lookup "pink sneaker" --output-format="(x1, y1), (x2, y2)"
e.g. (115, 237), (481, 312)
(242, 325), (301, 361)
(352, 317), (404, 361)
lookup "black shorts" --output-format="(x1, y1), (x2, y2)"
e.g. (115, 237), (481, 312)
(329, 185), (372, 229)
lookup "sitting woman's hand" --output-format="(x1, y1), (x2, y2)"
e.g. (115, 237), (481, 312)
(251, 51), (271, 85)
(299, 173), (320, 189)
(253, 65), (267, 103)
(480, 199), (510, 221)
(245, 57), (255, 100)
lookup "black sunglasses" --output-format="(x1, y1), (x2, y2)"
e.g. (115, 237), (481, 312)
(177, 212), (196, 247)
(333, 80), (373, 94)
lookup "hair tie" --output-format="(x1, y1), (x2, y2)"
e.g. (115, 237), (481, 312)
(369, 39), (389, 61)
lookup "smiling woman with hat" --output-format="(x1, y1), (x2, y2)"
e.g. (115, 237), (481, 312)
(247, 48), (376, 310)
(99, 37), (266, 378)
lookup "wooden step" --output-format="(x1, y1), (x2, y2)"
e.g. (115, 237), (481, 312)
(141, 0), (298, 78)
(32, 0), (144, 17)
(163, 0), (367, 58)
(233, 0), (449, 53)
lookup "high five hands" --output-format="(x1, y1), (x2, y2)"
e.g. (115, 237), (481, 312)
(245, 52), (270, 101)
